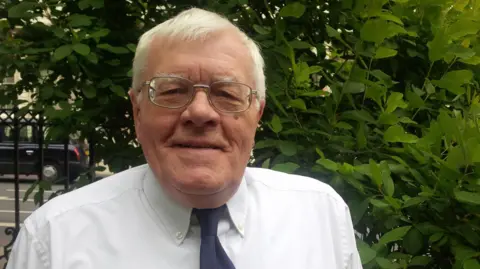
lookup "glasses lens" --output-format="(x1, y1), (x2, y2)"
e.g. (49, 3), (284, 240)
(210, 82), (251, 112)
(149, 77), (192, 108)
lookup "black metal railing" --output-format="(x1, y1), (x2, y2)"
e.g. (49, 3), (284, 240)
(0, 107), (96, 267)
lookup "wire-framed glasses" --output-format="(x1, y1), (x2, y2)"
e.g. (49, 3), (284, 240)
(140, 75), (257, 113)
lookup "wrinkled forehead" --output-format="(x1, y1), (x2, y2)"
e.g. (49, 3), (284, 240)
(144, 31), (254, 85)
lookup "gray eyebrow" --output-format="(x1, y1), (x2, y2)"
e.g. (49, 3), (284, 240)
(153, 73), (238, 83)
(153, 72), (186, 78)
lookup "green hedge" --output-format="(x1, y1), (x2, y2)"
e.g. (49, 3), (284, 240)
(1, 1), (480, 268)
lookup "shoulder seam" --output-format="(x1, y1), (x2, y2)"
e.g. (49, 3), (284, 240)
(24, 220), (51, 268)
(248, 177), (346, 205)
(35, 187), (141, 232)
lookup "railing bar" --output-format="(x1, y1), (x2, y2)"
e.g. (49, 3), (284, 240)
(88, 135), (95, 183)
(63, 138), (70, 191)
(38, 111), (45, 206)
(12, 106), (20, 234)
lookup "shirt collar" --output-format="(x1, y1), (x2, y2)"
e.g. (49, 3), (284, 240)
(142, 166), (248, 244)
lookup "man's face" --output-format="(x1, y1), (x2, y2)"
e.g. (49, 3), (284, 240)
(129, 30), (264, 208)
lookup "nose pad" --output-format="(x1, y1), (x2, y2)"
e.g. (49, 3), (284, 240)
(148, 88), (155, 100)
(189, 89), (211, 107)
(189, 87), (211, 105)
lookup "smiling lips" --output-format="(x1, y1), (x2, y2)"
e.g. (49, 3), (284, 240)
(172, 140), (224, 150)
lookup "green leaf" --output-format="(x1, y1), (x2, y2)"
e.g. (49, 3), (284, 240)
(454, 0), (470, 11)
(271, 162), (300, 173)
(403, 196), (427, 208)
(34, 189), (44, 205)
(429, 232), (444, 243)
(376, 257), (399, 269)
(369, 159), (382, 187)
(288, 99), (307, 111)
(97, 44), (130, 54)
(360, 19), (407, 44)
(278, 141), (297, 156)
(82, 85), (96, 99)
(464, 259), (480, 269)
(89, 29), (110, 38)
(342, 110), (376, 124)
(428, 31), (449, 62)
(370, 199), (390, 208)
(110, 85), (125, 97)
(8, 2), (38, 18)
(384, 125), (419, 143)
(53, 45), (73, 60)
(357, 123), (367, 149)
(335, 122), (353, 130)
(38, 180), (52, 191)
(381, 163), (395, 197)
(289, 40), (312, 49)
(460, 56), (480, 65)
(450, 46), (476, 59)
(279, 2), (306, 18)
(454, 190), (480, 205)
(406, 90), (425, 109)
(432, 70), (473, 95)
(385, 92), (408, 113)
(379, 226), (412, 245)
(23, 181), (38, 202)
(86, 53), (98, 64)
(358, 241), (376, 264)
(379, 113), (399, 125)
(371, 12), (404, 25)
(403, 228), (424, 255)
(326, 25), (340, 38)
(40, 86), (54, 99)
(261, 158), (270, 168)
(316, 159), (338, 171)
(270, 114), (282, 133)
(350, 199), (369, 225)
(343, 81), (365, 93)
(79, 0), (91, 10)
(374, 47), (398, 59)
(253, 25), (271, 35)
(23, 48), (53, 54)
(255, 140), (277, 149)
(447, 19), (480, 40)
(126, 43), (137, 53)
(410, 256), (432, 266)
(68, 14), (92, 27)
(299, 90), (329, 97)
(73, 43), (90, 56)
(90, 0), (104, 8)
(425, 80), (436, 94)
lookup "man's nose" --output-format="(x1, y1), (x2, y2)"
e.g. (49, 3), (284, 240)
(180, 89), (220, 127)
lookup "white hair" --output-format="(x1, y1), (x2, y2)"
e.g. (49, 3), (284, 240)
(131, 8), (266, 107)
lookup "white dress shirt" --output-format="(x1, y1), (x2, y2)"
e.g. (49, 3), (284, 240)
(7, 164), (362, 269)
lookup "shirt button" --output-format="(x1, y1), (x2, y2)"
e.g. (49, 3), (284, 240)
(176, 232), (184, 240)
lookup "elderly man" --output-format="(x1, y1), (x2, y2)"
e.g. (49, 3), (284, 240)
(7, 7), (362, 269)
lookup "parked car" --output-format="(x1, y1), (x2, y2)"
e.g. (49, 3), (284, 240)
(0, 119), (89, 184)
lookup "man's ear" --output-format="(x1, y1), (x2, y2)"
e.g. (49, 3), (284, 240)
(128, 89), (140, 120)
(129, 88), (142, 142)
(256, 99), (265, 121)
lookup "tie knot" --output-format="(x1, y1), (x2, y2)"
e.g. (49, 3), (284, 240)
(193, 205), (226, 236)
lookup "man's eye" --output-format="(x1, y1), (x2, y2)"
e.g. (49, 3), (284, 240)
(214, 89), (241, 100)
(159, 87), (188, 95)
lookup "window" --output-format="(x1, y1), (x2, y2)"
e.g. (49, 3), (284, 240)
(0, 126), (35, 143)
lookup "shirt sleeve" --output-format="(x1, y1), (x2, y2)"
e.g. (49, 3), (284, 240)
(6, 225), (50, 269)
(344, 206), (363, 269)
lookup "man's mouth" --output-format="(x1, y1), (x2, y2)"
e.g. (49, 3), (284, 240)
(174, 143), (222, 150)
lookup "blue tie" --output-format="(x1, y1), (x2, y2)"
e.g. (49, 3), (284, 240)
(194, 205), (236, 269)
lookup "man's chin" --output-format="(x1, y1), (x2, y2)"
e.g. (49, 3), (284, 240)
(171, 169), (226, 194)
